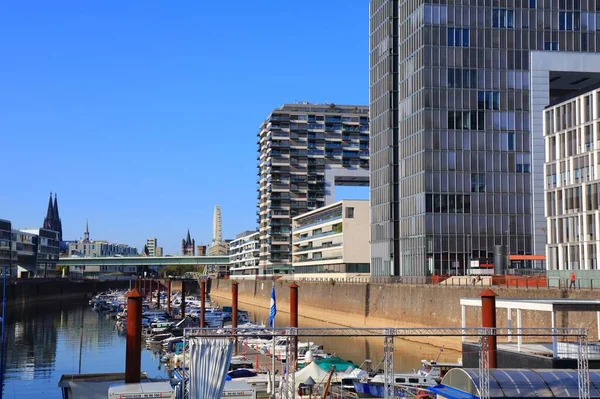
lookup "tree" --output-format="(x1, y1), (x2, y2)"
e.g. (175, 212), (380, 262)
(159, 265), (197, 277)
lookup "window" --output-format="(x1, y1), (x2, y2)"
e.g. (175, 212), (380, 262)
(544, 41), (559, 51)
(448, 68), (477, 88)
(493, 9), (514, 28)
(478, 91), (500, 110)
(559, 12), (580, 31)
(345, 207), (354, 218)
(529, 0), (536, 7)
(471, 174), (485, 192)
(448, 111), (482, 130)
(448, 28), (469, 47)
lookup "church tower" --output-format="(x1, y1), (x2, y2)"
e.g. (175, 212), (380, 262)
(43, 192), (63, 241)
(181, 229), (195, 256)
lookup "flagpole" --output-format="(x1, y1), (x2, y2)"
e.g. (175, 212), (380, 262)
(271, 281), (276, 399)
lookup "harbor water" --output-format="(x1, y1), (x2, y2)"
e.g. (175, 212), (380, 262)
(2, 299), (168, 398)
(210, 297), (461, 371)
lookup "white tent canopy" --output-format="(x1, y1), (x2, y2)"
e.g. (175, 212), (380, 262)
(294, 361), (329, 390)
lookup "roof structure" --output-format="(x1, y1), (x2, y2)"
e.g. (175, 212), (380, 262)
(460, 297), (600, 357)
(435, 368), (600, 399)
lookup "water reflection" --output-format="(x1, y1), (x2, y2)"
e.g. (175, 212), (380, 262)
(212, 296), (461, 371)
(2, 299), (168, 399)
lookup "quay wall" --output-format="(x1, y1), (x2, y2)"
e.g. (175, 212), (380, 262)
(210, 279), (600, 349)
(4, 279), (133, 307)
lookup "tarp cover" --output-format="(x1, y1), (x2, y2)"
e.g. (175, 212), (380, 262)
(314, 356), (357, 372)
(188, 338), (233, 399)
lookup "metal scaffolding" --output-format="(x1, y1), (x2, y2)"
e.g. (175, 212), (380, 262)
(182, 326), (589, 399)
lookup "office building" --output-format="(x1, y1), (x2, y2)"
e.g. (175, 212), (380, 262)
(369, 0), (600, 276)
(229, 230), (260, 278)
(0, 220), (16, 275)
(181, 230), (195, 256)
(146, 238), (158, 256)
(67, 223), (137, 257)
(209, 240), (231, 256)
(42, 192), (63, 241)
(196, 245), (207, 256)
(20, 228), (60, 277)
(292, 200), (370, 278)
(0, 220), (59, 278)
(545, 85), (600, 270)
(258, 103), (370, 275)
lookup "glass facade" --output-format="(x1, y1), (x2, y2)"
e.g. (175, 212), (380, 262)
(370, 0), (600, 276)
(545, 88), (600, 270)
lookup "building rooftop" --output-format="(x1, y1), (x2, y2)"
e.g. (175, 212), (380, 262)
(274, 102), (369, 115)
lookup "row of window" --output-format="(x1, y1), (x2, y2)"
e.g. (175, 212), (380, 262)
(425, 194), (472, 213)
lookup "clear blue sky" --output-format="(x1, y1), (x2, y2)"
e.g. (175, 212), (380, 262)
(0, 1), (369, 254)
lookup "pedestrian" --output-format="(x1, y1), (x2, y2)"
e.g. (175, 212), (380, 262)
(570, 271), (576, 289)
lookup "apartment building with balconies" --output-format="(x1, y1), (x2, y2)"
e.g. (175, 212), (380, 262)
(257, 103), (369, 276)
(229, 230), (260, 278)
(291, 200), (370, 278)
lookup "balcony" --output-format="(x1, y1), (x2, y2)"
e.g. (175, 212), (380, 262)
(294, 255), (343, 263)
(294, 214), (342, 231)
(293, 229), (342, 243)
(293, 242), (342, 254)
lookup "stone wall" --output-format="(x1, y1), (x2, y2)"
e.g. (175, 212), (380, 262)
(211, 279), (600, 348)
(4, 279), (133, 307)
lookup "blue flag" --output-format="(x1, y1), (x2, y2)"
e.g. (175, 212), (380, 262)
(269, 283), (276, 328)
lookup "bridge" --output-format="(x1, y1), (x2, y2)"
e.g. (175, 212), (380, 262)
(59, 255), (229, 278)
(59, 255), (229, 268)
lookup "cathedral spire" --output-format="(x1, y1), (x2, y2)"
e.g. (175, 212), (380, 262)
(53, 193), (60, 220)
(46, 192), (54, 220)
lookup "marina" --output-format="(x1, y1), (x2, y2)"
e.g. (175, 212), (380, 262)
(78, 286), (465, 398)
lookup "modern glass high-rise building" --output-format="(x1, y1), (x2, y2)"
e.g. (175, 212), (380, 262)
(257, 103), (370, 275)
(370, 0), (600, 276)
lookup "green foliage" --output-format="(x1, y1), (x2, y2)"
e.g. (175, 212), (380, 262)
(159, 265), (199, 277)
(56, 265), (69, 276)
(332, 223), (343, 233)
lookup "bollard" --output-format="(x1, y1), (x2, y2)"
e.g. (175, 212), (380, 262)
(181, 280), (186, 320)
(232, 280), (239, 354)
(167, 278), (172, 315)
(125, 288), (144, 383)
(290, 282), (299, 365)
(480, 288), (498, 369)
(200, 279), (206, 328)
(156, 279), (161, 307)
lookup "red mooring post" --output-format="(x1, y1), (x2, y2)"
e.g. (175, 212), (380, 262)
(290, 282), (299, 363)
(125, 288), (144, 383)
(232, 280), (239, 354)
(200, 279), (206, 328)
(480, 288), (498, 369)
(156, 280), (161, 307)
(180, 281), (186, 320)
(167, 278), (172, 315)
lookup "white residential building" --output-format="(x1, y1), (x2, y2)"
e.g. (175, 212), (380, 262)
(229, 231), (260, 278)
(544, 85), (600, 271)
(292, 200), (369, 279)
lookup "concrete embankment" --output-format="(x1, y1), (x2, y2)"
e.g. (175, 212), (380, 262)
(211, 279), (600, 351)
(4, 278), (133, 307)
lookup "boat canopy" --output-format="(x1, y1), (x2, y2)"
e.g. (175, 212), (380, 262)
(314, 356), (357, 372)
(441, 368), (600, 398)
